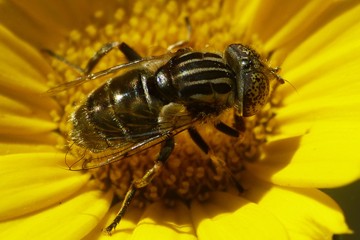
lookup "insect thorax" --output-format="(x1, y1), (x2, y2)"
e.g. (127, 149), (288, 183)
(155, 51), (236, 109)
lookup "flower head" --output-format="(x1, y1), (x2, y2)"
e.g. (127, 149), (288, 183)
(0, 0), (359, 239)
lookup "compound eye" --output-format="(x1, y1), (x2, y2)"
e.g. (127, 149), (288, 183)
(242, 72), (270, 117)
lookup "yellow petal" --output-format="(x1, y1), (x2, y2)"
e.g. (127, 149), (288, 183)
(0, 25), (59, 112)
(247, 130), (360, 188)
(84, 203), (144, 240)
(242, 174), (352, 239)
(0, 2), (72, 48)
(0, 88), (58, 121)
(252, 75), (360, 187)
(0, 182), (112, 240)
(0, 94), (35, 115)
(265, 1), (332, 51)
(191, 192), (288, 240)
(0, 131), (60, 155)
(280, 25), (360, 101)
(281, 3), (360, 75)
(0, 133), (59, 155)
(132, 201), (196, 240)
(250, 2), (321, 44)
(0, 142), (56, 155)
(0, 152), (90, 220)
(258, 100), (360, 188)
(0, 114), (57, 136)
(251, 13), (360, 187)
(0, 25), (50, 91)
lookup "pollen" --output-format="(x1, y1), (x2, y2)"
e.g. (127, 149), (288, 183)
(48, 0), (283, 210)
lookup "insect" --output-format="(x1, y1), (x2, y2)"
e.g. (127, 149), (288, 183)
(47, 40), (284, 234)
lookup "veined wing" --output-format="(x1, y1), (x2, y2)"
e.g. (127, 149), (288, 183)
(66, 106), (199, 170)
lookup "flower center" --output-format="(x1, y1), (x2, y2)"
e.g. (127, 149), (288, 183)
(47, 1), (283, 208)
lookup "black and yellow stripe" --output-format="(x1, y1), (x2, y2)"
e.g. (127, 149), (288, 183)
(157, 51), (235, 104)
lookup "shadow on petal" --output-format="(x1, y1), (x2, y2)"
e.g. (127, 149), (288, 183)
(190, 192), (288, 240)
(246, 135), (302, 183)
(132, 201), (196, 239)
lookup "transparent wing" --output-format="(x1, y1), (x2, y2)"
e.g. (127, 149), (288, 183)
(47, 53), (175, 94)
(66, 106), (198, 170)
(66, 133), (171, 170)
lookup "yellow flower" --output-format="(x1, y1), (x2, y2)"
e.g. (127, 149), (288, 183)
(0, 0), (359, 239)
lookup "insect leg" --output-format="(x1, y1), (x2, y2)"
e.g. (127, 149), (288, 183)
(188, 127), (243, 192)
(41, 49), (85, 74)
(167, 17), (192, 51)
(214, 121), (240, 138)
(233, 113), (246, 142)
(104, 138), (175, 235)
(84, 42), (124, 74)
(118, 42), (142, 61)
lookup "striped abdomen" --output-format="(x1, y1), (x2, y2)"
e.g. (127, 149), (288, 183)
(155, 51), (236, 108)
(71, 69), (164, 151)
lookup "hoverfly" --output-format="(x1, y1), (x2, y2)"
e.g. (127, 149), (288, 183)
(47, 39), (284, 234)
